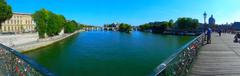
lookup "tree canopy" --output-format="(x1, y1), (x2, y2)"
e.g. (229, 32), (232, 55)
(139, 21), (174, 33)
(32, 8), (49, 38)
(64, 20), (78, 33)
(118, 23), (132, 33)
(175, 17), (199, 30)
(0, 0), (12, 28)
(32, 8), (80, 38)
(139, 18), (200, 33)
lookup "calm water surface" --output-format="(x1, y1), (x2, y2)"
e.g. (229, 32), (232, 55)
(25, 31), (195, 76)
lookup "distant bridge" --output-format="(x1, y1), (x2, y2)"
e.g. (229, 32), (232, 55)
(83, 26), (139, 31)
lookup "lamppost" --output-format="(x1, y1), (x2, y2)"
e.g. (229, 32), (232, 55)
(203, 11), (207, 31)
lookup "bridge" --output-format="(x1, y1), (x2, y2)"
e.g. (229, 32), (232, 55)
(150, 33), (240, 76)
(189, 33), (240, 76)
(0, 44), (54, 76)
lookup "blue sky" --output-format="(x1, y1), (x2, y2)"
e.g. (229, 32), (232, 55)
(7, 0), (240, 26)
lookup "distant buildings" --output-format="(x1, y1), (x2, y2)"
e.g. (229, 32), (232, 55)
(201, 12), (240, 32)
(1, 12), (36, 33)
(103, 23), (120, 31)
(232, 22), (240, 30)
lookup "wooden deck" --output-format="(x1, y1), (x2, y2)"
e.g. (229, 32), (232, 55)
(189, 33), (240, 76)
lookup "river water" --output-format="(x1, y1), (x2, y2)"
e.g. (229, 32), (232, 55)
(25, 31), (195, 76)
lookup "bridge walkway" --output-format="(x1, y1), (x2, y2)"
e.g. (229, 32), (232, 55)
(189, 33), (240, 76)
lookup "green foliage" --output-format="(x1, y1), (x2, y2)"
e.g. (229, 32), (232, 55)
(0, 0), (12, 28)
(175, 17), (199, 30)
(78, 24), (85, 29)
(47, 14), (66, 36)
(104, 23), (117, 27)
(33, 8), (70, 38)
(64, 20), (78, 33)
(118, 23), (132, 32)
(32, 8), (49, 38)
(139, 21), (174, 33)
(139, 23), (151, 31)
(168, 19), (174, 28)
(151, 21), (169, 33)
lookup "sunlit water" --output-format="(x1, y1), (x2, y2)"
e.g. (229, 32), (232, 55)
(25, 31), (195, 76)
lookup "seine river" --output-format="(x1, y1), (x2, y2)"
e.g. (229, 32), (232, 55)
(25, 31), (195, 76)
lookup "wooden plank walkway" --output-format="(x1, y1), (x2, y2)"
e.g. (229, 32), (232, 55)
(189, 33), (240, 76)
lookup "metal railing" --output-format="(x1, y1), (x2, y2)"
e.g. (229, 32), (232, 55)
(0, 43), (55, 76)
(150, 33), (205, 76)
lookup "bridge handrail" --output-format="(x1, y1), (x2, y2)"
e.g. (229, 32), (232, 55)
(150, 33), (205, 76)
(0, 43), (55, 76)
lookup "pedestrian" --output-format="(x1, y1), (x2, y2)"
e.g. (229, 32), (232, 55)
(207, 28), (212, 44)
(234, 32), (240, 43)
(218, 28), (222, 36)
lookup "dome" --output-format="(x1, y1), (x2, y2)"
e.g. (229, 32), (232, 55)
(209, 15), (215, 25)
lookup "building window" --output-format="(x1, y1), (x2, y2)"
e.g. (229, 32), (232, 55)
(8, 27), (10, 31)
(20, 20), (22, 24)
(4, 27), (6, 31)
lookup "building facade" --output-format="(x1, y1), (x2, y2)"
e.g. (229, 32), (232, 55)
(1, 13), (36, 33)
(232, 22), (240, 30)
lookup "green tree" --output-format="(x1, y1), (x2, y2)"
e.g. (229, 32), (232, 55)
(78, 24), (85, 30)
(0, 0), (12, 30)
(139, 21), (174, 33)
(32, 8), (49, 38)
(33, 8), (67, 38)
(47, 13), (66, 36)
(139, 23), (151, 31)
(64, 20), (78, 33)
(175, 17), (199, 30)
(151, 21), (169, 33)
(118, 23), (132, 33)
(168, 19), (174, 28)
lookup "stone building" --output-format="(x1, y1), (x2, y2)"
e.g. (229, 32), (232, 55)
(1, 12), (36, 33)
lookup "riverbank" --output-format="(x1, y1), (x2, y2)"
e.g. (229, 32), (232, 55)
(9, 30), (83, 53)
(0, 33), (38, 47)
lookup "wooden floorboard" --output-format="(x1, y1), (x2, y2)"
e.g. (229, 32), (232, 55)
(189, 33), (240, 76)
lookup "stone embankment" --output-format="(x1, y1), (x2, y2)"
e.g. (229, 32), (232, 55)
(0, 30), (83, 53)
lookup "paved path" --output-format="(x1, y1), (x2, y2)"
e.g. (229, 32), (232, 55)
(189, 33), (240, 76)
(13, 30), (83, 52)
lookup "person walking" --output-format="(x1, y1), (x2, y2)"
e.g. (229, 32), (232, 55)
(207, 28), (212, 44)
(218, 28), (222, 36)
